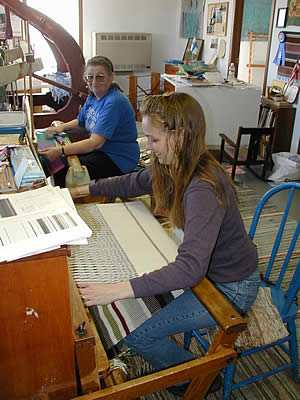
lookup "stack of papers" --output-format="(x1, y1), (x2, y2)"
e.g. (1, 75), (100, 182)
(0, 185), (92, 262)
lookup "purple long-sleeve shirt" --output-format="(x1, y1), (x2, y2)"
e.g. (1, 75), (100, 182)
(89, 168), (258, 298)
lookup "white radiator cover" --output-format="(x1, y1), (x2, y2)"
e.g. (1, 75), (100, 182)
(92, 32), (152, 72)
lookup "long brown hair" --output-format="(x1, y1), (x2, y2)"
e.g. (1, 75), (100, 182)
(140, 92), (236, 228)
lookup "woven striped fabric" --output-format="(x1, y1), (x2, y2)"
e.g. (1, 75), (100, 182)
(68, 201), (183, 350)
(278, 32), (300, 78)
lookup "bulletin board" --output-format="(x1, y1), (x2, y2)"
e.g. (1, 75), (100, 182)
(207, 2), (228, 36)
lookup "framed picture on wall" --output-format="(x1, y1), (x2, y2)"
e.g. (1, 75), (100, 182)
(287, 0), (300, 27)
(276, 8), (287, 28)
(207, 2), (228, 36)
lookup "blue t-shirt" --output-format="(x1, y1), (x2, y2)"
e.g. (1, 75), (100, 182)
(77, 88), (139, 173)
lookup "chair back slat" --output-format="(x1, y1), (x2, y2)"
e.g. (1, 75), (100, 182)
(247, 132), (264, 163)
(266, 187), (294, 282)
(238, 127), (274, 165)
(219, 126), (275, 181)
(249, 183), (300, 286)
(276, 219), (299, 288)
(282, 261), (300, 316)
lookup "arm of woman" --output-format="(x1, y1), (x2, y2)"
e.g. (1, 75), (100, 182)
(45, 119), (79, 136)
(62, 133), (106, 155)
(39, 133), (106, 162)
(78, 280), (134, 306)
(130, 180), (226, 298)
(69, 168), (153, 200)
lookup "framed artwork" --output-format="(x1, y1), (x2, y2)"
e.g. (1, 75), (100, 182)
(207, 2), (228, 36)
(183, 37), (204, 61)
(276, 8), (288, 28)
(287, 0), (300, 27)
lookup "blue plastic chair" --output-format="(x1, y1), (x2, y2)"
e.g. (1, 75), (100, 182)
(184, 182), (300, 400)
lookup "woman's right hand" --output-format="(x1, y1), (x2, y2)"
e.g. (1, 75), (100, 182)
(68, 185), (90, 199)
(45, 124), (63, 137)
(77, 281), (135, 306)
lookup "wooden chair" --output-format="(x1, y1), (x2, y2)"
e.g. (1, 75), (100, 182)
(72, 277), (247, 400)
(184, 182), (300, 400)
(128, 72), (160, 120)
(219, 127), (275, 181)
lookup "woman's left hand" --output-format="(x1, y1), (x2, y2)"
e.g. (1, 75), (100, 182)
(39, 146), (62, 161)
(77, 280), (134, 306)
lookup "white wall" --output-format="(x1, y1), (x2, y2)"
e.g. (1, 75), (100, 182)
(267, 0), (300, 153)
(83, 0), (186, 73)
(82, 0), (236, 77)
(82, 0), (298, 152)
(238, 41), (268, 89)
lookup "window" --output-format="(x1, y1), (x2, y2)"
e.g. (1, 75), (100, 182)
(27, 0), (79, 72)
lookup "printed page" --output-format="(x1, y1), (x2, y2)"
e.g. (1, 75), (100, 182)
(0, 186), (92, 262)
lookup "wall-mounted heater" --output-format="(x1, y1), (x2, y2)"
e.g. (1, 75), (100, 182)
(91, 32), (152, 72)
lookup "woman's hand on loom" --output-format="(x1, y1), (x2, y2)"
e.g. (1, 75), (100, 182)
(39, 146), (62, 161)
(77, 281), (135, 306)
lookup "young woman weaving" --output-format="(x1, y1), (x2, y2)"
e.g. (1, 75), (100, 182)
(70, 92), (259, 396)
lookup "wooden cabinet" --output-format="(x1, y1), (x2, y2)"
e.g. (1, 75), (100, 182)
(164, 63), (179, 93)
(260, 97), (296, 154)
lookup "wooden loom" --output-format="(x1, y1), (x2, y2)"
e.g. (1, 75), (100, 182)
(1, 199), (247, 400)
(0, 1), (247, 398)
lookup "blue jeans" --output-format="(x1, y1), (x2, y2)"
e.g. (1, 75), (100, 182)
(124, 267), (260, 371)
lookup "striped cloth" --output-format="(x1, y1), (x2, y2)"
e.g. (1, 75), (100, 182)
(278, 32), (300, 78)
(68, 201), (182, 351)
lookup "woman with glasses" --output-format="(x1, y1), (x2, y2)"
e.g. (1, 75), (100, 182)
(39, 56), (139, 187)
(69, 92), (260, 397)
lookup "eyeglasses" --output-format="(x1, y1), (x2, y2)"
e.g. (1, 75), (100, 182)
(84, 74), (107, 83)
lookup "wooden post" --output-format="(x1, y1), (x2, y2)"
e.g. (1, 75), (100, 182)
(150, 72), (160, 95)
(24, 19), (36, 141)
(129, 74), (137, 119)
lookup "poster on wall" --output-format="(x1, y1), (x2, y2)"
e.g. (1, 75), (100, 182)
(180, 0), (205, 38)
(286, 0), (300, 27)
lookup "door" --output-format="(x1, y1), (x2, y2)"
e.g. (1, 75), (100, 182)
(229, 0), (276, 95)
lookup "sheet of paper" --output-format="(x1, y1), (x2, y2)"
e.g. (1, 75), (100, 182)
(0, 185), (92, 262)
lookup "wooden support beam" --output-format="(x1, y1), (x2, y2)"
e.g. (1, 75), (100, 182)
(0, 58), (43, 86)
